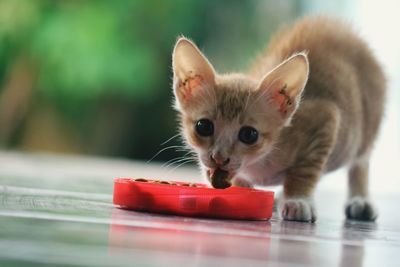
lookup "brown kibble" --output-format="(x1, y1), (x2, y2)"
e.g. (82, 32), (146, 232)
(135, 178), (148, 182)
(152, 180), (170, 184)
(179, 183), (198, 187)
(210, 168), (231, 189)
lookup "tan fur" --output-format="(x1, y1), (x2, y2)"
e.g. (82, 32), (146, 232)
(172, 16), (385, 222)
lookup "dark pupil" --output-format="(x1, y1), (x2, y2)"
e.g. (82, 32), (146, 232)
(239, 126), (258, 144)
(196, 119), (214, 136)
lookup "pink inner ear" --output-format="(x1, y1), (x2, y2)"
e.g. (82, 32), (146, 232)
(270, 84), (293, 116)
(180, 74), (204, 101)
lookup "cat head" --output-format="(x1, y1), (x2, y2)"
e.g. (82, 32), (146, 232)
(172, 37), (309, 187)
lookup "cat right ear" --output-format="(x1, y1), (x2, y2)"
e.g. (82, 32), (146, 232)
(257, 53), (309, 125)
(172, 37), (216, 110)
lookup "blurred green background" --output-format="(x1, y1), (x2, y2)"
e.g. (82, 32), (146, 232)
(0, 0), (363, 163)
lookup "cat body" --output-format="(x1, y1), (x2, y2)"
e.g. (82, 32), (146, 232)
(172, 17), (385, 222)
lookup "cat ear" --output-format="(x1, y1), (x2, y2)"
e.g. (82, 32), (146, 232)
(257, 53), (309, 123)
(172, 37), (216, 110)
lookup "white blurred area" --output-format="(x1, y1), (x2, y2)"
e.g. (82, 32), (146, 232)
(355, 0), (400, 193)
(304, 0), (400, 194)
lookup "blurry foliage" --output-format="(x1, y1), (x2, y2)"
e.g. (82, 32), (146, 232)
(0, 0), (301, 161)
(1, 0), (205, 102)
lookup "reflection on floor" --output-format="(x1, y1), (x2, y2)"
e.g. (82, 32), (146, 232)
(0, 152), (399, 267)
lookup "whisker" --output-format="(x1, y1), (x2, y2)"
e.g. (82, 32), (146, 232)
(160, 133), (181, 146)
(176, 148), (195, 154)
(162, 155), (187, 167)
(166, 158), (197, 173)
(147, 145), (186, 163)
(162, 154), (197, 169)
(161, 151), (194, 167)
(164, 160), (189, 171)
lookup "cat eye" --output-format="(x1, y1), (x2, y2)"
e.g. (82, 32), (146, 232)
(195, 119), (214, 137)
(238, 126), (258, 145)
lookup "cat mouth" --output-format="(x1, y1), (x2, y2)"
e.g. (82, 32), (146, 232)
(207, 167), (232, 189)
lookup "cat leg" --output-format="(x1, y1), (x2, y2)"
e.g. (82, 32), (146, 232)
(281, 108), (339, 222)
(281, 167), (319, 222)
(345, 158), (377, 221)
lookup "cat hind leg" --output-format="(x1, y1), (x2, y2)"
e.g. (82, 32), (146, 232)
(345, 157), (378, 221)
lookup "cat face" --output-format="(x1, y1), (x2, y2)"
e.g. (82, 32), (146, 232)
(178, 75), (283, 183)
(172, 37), (308, 187)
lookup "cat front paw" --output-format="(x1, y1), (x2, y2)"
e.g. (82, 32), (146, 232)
(281, 197), (316, 222)
(345, 197), (377, 221)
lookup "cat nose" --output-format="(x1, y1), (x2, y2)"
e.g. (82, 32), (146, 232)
(210, 154), (230, 166)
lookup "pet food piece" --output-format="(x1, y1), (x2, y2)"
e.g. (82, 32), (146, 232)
(180, 183), (198, 187)
(153, 180), (174, 185)
(210, 168), (231, 189)
(135, 178), (148, 182)
(134, 178), (195, 187)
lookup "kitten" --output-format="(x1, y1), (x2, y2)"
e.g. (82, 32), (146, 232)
(171, 16), (385, 222)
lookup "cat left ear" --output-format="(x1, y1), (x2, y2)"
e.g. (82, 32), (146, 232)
(257, 53), (309, 124)
(172, 37), (216, 110)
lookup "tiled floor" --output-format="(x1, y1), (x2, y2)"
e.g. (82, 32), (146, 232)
(0, 152), (399, 266)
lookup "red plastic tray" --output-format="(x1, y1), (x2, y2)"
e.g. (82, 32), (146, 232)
(113, 178), (274, 220)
